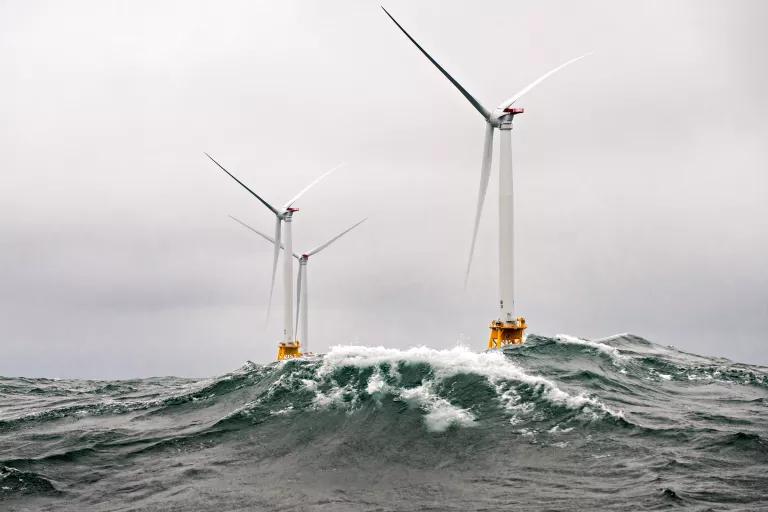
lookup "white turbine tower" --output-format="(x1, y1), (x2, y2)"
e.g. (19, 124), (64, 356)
(382, 7), (589, 349)
(229, 216), (367, 354)
(206, 153), (342, 359)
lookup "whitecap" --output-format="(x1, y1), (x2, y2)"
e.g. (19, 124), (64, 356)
(554, 334), (627, 363)
(398, 383), (476, 433)
(319, 345), (623, 419)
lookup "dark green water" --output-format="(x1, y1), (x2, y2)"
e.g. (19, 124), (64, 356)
(1, 334), (767, 511)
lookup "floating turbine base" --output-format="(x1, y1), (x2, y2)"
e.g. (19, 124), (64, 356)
(277, 341), (302, 361)
(488, 318), (527, 349)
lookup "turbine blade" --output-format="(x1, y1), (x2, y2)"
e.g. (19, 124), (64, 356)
(266, 217), (282, 323)
(205, 153), (279, 215)
(294, 264), (303, 340)
(492, 53), (591, 119)
(464, 124), (494, 288)
(229, 215), (300, 259)
(283, 162), (346, 210)
(230, 215), (277, 244)
(381, 6), (490, 120)
(306, 218), (367, 257)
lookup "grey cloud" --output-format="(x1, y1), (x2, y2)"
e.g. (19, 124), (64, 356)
(1, 0), (766, 378)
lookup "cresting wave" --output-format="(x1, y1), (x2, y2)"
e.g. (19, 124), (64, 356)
(2, 333), (767, 511)
(308, 344), (623, 431)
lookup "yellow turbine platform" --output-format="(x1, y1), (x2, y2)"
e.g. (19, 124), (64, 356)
(488, 317), (528, 349)
(277, 341), (302, 361)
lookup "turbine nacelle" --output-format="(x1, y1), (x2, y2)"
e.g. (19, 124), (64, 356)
(489, 107), (525, 128)
(491, 107), (525, 130)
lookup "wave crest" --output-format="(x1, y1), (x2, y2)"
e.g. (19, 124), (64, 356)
(307, 344), (622, 431)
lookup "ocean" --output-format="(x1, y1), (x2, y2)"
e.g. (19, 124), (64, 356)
(1, 334), (767, 511)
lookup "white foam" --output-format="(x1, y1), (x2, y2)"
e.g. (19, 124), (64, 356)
(548, 424), (575, 434)
(398, 384), (476, 432)
(554, 334), (627, 363)
(366, 370), (389, 396)
(301, 379), (318, 391)
(271, 405), (294, 416)
(594, 332), (632, 342)
(518, 428), (536, 437)
(423, 403), (475, 432)
(494, 382), (522, 412)
(312, 384), (351, 409)
(323, 344), (552, 389)
(319, 344), (620, 417)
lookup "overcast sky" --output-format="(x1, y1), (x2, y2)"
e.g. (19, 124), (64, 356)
(1, 0), (766, 378)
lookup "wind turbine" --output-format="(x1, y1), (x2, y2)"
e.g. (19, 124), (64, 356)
(229, 215), (367, 354)
(205, 153), (343, 359)
(382, 7), (589, 349)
